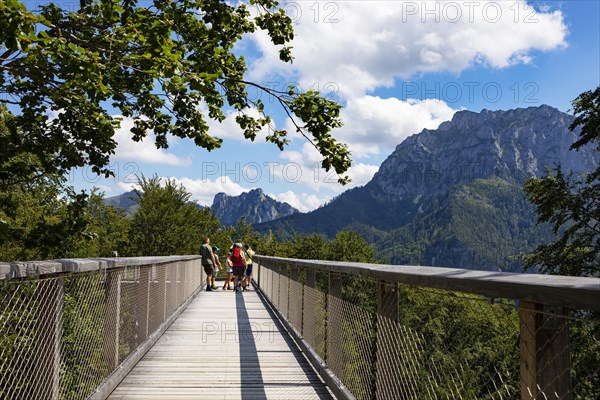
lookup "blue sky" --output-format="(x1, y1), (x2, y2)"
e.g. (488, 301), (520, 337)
(70, 0), (600, 212)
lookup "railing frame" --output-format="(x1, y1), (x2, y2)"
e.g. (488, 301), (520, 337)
(254, 255), (600, 400)
(0, 256), (203, 400)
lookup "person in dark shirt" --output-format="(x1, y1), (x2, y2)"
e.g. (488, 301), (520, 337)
(200, 237), (217, 291)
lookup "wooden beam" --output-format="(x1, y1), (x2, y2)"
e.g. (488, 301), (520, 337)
(376, 280), (402, 400)
(0, 256), (202, 280)
(254, 256), (600, 312)
(520, 301), (571, 399)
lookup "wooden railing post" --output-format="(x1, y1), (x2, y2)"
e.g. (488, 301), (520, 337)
(104, 268), (122, 371)
(376, 280), (401, 400)
(520, 301), (571, 400)
(34, 277), (63, 400)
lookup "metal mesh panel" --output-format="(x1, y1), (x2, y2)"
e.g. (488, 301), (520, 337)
(253, 257), (600, 400)
(148, 264), (166, 334)
(519, 304), (600, 400)
(288, 265), (303, 331)
(327, 272), (376, 400)
(302, 269), (328, 361)
(0, 277), (61, 399)
(0, 258), (201, 400)
(272, 266), (280, 309)
(260, 265), (273, 301)
(279, 265), (290, 319)
(388, 284), (521, 400)
(119, 268), (139, 364)
(268, 266), (274, 303)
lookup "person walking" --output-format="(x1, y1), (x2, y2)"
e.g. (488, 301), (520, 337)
(212, 246), (222, 290)
(230, 243), (246, 293)
(242, 244), (255, 291)
(223, 251), (234, 290)
(200, 237), (217, 291)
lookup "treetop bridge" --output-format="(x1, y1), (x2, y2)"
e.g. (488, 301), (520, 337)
(0, 255), (598, 399)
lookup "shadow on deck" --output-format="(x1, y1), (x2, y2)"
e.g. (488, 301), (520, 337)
(107, 287), (334, 400)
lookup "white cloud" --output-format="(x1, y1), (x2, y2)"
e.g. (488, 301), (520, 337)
(267, 161), (377, 212)
(270, 191), (330, 213)
(249, 1), (567, 97)
(174, 176), (248, 206)
(116, 181), (141, 193)
(201, 103), (276, 144)
(348, 163), (380, 187)
(268, 96), (456, 196)
(277, 142), (379, 194)
(336, 96), (459, 157)
(113, 116), (192, 167)
(92, 185), (114, 195)
(116, 175), (247, 207)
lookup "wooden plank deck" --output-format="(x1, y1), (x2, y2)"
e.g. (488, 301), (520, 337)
(107, 286), (335, 400)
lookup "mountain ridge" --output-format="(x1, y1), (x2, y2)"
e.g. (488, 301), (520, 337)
(256, 105), (598, 271)
(103, 188), (299, 227)
(210, 188), (299, 226)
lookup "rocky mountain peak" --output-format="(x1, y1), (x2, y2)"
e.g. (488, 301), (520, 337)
(211, 189), (299, 226)
(372, 105), (596, 197)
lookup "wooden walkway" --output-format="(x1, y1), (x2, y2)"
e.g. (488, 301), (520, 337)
(107, 287), (335, 399)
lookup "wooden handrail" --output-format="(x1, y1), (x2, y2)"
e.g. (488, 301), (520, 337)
(0, 255), (202, 280)
(254, 255), (600, 311)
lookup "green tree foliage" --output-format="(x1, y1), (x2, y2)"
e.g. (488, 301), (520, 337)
(256, 230), (378, 262)
(0, 0), (350, 184)
(65, 191), (131, 258)
(285, 233), (329, 260)
(524, 86), (600, 276)
(251, 231), (289, 256)
(325, 230), (377, 263)
(396, 287), (519, 398)
(128, 175), (220, 256)
(0, 104), (92, 261)
(229, 217), (261, 248)
(0, 106), (129, 262)
(0, 178), (84, 261)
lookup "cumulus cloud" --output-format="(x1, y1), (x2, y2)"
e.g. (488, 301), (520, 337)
(113, 116), (192, 167)
(270, 191), (331, 212)
(201, 103), (276, 144)
(116, 181), (141, 193)
(173, 176), (248, 206)
(249, 0), (567, 97)
(265, 161), (377, 212)
(115, 176), (247, 207)
(336, 96), (459, 157)
(277, 142), (379, 194)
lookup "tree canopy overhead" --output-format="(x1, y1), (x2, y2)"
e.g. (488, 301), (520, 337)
(0, 0), (351, 183)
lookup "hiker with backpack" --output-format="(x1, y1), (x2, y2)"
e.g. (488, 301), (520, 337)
(230, 243), (246, 293)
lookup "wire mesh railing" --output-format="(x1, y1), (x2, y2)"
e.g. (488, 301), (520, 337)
(254, 256), (600, 400)
(0, 256), (203, 400)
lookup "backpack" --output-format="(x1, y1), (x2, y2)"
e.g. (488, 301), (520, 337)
(231, 247), (244, 266)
